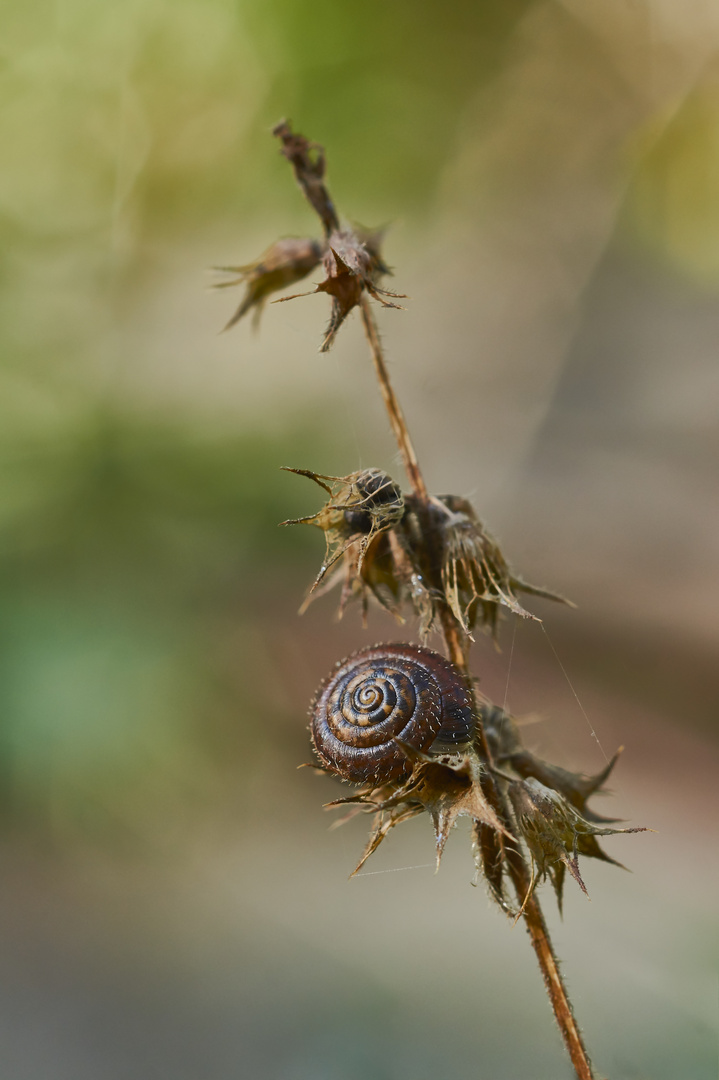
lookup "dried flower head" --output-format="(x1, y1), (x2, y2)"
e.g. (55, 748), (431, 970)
(483, 704), (623, 823)
(274, 225), (404, 351)
(214, 237), (323, 331)
(508, 777), (647, 913)
(285, 466), (569, 640)
(313, 230), (405, 352)
(217, 122), (403, 350)
(436, 495), (571, 639)
(328, 742), (509, 876)
(281, 467), (405, 608)
(282, 465), (423, 627)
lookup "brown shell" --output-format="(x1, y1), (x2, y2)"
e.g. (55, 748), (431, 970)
(310, 643), (474, 784)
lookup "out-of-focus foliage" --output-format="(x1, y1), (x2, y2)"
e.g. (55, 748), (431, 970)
(0, 412), (330, 830)
(0, 0), (531, 247)
(628, 72), (719, 284)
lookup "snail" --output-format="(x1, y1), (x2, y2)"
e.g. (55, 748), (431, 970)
(310, 643), (475, 784)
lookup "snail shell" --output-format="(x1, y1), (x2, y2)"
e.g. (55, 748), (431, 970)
(310, 643), (475, 784)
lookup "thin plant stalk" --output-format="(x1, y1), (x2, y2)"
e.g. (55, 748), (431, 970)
(359, 297), (428, 501)
(361, 299), (595, 1080)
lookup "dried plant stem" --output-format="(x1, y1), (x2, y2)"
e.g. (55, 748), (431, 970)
(506, 858), (595, 1080)
(359, 297), (428, 501)
(364, 307), (596, 1080)
(438, 606), (594, 1080)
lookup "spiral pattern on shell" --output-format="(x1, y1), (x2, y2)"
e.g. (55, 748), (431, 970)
(310, 643), (475, 783)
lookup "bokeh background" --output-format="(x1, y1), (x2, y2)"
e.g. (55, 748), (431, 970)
(1, 1), (717, 1077)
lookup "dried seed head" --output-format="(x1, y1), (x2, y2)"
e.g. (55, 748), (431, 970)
(266, 122), (405, 350)
(353, 223), (391, 277)
(214, 237), (323, 331)
(216, 124), (404, 349)
(437, 495), (570, 639)
(508, 777), (647, 913)
(328, 745), (510, 876)
(282, 474), (437, 631)
(483, 704), (623, 823)
(280, 467), (405, 604)
(271, 226), (404, 351)
(315, 240), (367, 350)
(314, 229), (405, 352)
(284, 481), (569, 641)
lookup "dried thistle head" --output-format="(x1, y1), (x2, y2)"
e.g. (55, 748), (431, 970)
(436, 495), (571, 639)
(281, 467), (405, 604)
(313, 229), (405, 352)
(478, 703), (646, 911)
(284, 467), (569, 641)
(217, 121), (403, 350)
(325, 732), (645, 909)
(282, 465), (432, 628)
(508, 777), (647, 913)
(331, 744), (510, 876)
(275, 225), (404, 351)
(483, 703), (624, 824)
(214, 236), (323, 331)
(362, 491), (569, 640)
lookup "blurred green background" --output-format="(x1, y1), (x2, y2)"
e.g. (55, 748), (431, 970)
(0, 1), (717, 1077)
